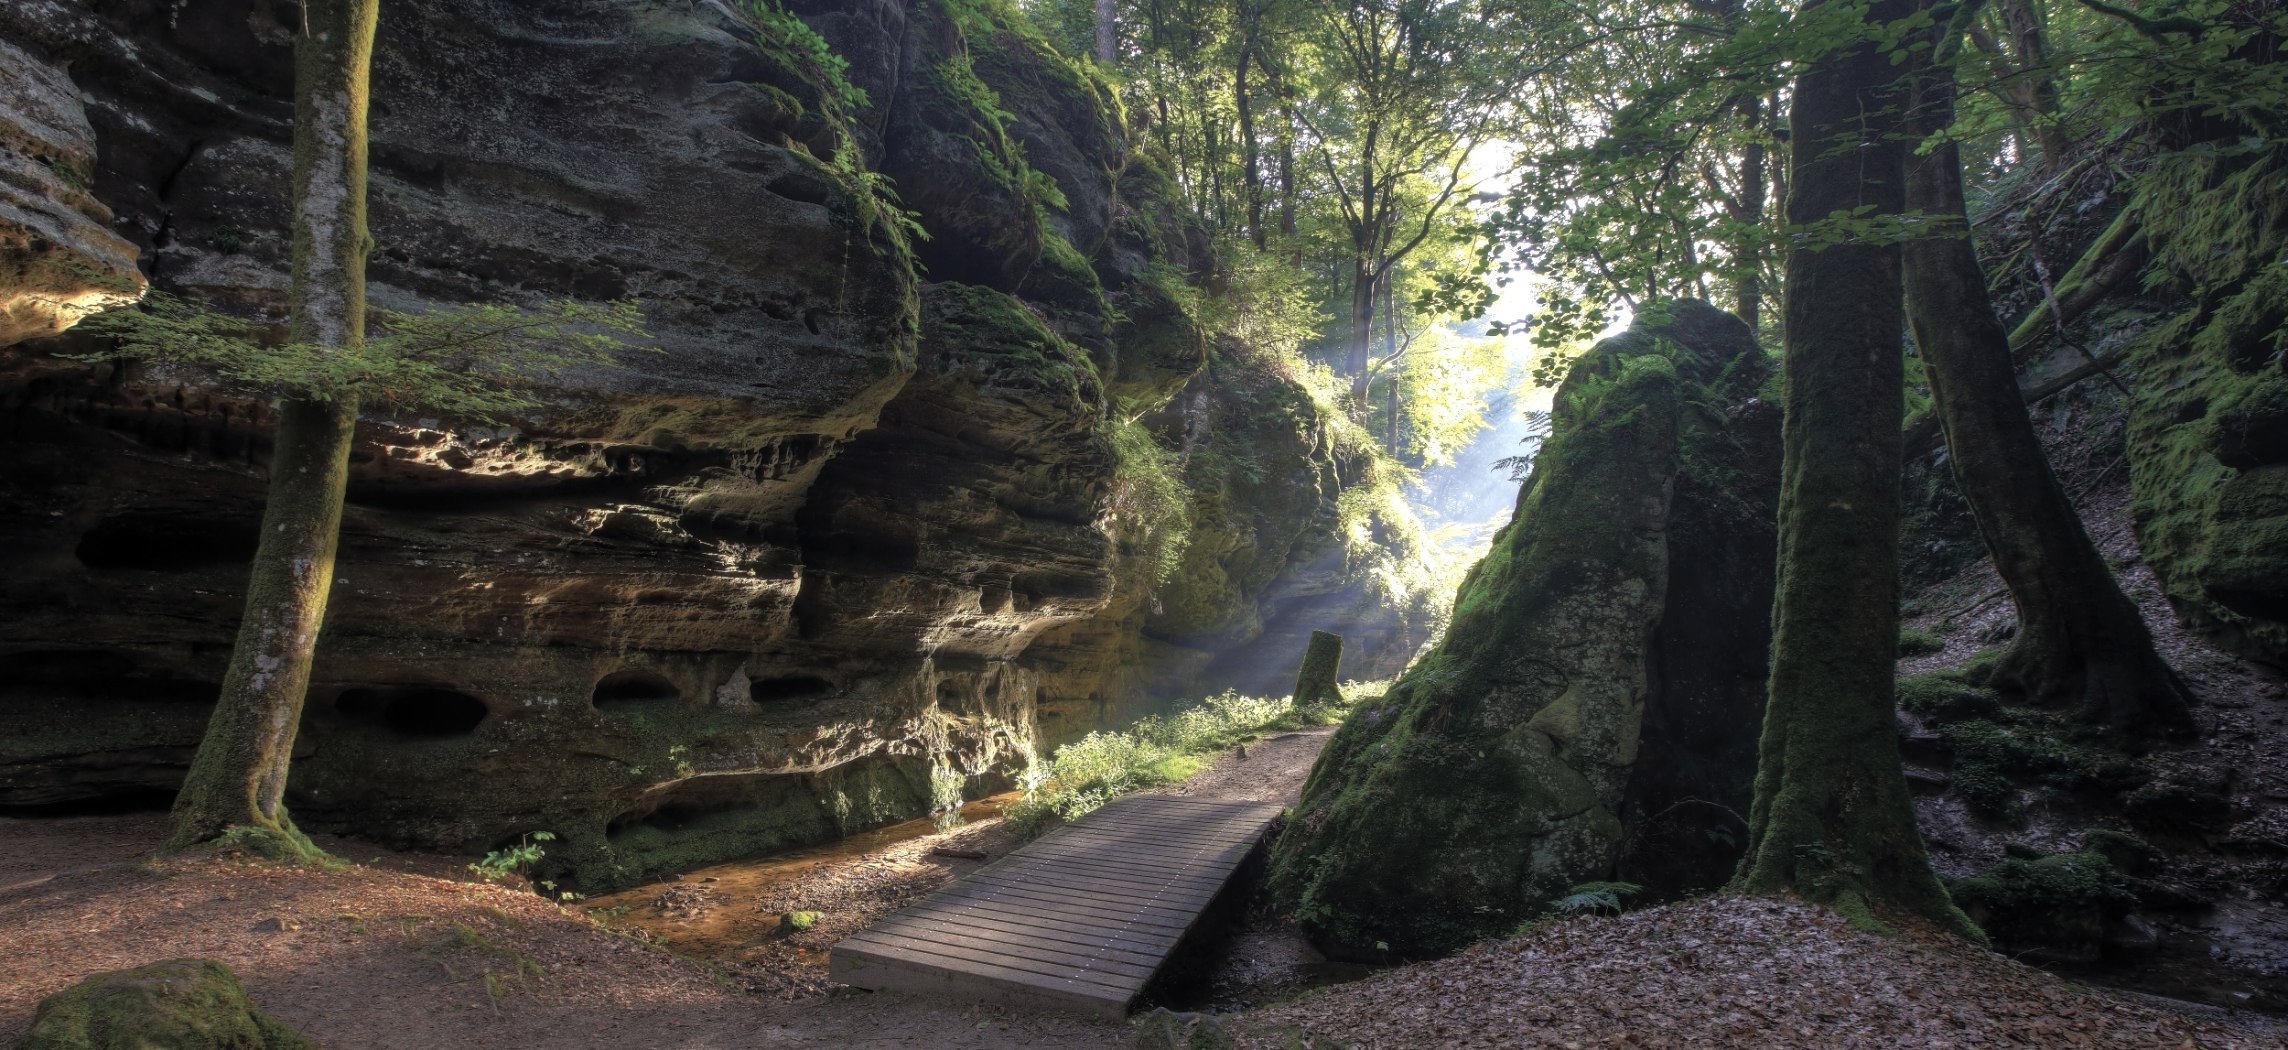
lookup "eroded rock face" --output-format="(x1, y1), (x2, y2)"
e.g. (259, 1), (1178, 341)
(0, 31), (141, 346)
(0, 0), (1418, 889)
(1266, 300), (1780, 958)
(2127, 144), (2288, 667)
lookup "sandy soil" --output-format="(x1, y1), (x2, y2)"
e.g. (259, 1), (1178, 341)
(0, 729), (1334, 1049)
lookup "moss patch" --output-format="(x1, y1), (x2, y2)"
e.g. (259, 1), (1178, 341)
(20, 960), (316, 1050)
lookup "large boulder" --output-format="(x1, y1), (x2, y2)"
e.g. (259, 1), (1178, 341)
(2126, 143), (2288, 666)
(18, 960), (314, 1050)
(1267, 300), (1780, 957)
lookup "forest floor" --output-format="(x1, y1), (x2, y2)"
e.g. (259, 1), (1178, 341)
(7, 713), (2284, 1047)
(0, 729), (1335, 1049)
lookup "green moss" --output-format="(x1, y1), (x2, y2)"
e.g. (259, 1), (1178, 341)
(1944, 845), (2135, 952)
(2125, 142), (2288, 664)
(1269, 302), (1774, 956)
(20, 960), (316, 1050)
(1937, 714), (2143, 818)
(1895, 669), (1999, 723)
(781, 910), (822, 931)
(1896, 628), (1945, 657)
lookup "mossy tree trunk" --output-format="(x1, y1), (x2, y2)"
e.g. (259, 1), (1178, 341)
(1293, 630), (1343, 708)
(166, 0), (377, 851)
(1735, 0), (1979, 938)
(1901, 39), (2196, 741)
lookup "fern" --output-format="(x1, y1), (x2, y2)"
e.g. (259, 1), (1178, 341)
(1549, 879), (1642, 917)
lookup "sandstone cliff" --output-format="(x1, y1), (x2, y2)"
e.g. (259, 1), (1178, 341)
(0, 0), (1425, 889)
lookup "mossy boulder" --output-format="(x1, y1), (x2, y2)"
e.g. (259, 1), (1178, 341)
(1946, 841), (2141, 962)
(18, 959), (316, 1050)
(2125, 143), (2288, 665)
(1267, 300), (1780, 957)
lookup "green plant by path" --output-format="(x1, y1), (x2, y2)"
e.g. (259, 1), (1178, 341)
(470, 831), (557, 883)
(1005, 681), (1389, 839)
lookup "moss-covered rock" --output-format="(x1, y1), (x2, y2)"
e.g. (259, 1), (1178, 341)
(1266, 300), (1780, 957)
(2125, 143), (2288, 665)
(18, 959), (316, 1050)
(1945, 842), (2140, 962)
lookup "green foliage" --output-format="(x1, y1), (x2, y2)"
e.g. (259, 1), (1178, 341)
(1106, 409), (1193, 584)
(72, 292), (649, 422)
(470, 831), (556, 883)
(1549, 880), (1642, 917)
(1005, 682), (1384, 838)
(781, 910), (823, 931)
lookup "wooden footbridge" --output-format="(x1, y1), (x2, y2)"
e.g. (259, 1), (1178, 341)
(829, 794), (1284, 1018)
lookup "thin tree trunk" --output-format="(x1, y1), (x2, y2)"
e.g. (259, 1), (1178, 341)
(166, 0), (375, 852)
(1736, 97), (1766, 329)
(1901, 45), (2195, 739)
(1736, 0), (1979, 939)
(1096, 0), (1116, 63)
(1236, 42), (1265, 249)
(1998, 0), (2069, 163)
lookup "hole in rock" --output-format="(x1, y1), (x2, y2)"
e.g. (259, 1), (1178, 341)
(76, 514), (260, 570)
(334, 686), (488, 737)
(749, 675), (835, 704)
(935, 680), (963, 703)
(592, 670), (681, 708)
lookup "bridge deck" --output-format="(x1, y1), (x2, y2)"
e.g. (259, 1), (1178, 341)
(829, 794), (1284, 1019)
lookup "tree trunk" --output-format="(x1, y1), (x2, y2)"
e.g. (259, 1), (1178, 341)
(1736, 98), (1766, 330)
(1901, 49), (2195, 739)
(1998, 0), (2069, 163)
(1236, 42), (1265, 249)
(1096, 0), (1116, 63)
(1735, 0), (1979, 939)
(166, 0), (375, 852)
(1347, 259), (1376, 403)
(1293, 630), (1344, 709)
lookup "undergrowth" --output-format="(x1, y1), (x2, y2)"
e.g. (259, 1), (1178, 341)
(1005, 680), (1391, 838)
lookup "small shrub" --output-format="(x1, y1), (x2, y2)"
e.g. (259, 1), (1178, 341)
(782, 910), (822, 932)
(470, 831), (555, 883)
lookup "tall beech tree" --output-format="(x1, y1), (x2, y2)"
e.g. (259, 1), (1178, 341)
(164, 0), (380, 853)
(1736, 0), (1979, 937)
(1901, 2), (2196, 740)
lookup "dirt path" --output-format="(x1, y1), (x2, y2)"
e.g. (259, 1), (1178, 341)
(0, 729), (1340, 1049)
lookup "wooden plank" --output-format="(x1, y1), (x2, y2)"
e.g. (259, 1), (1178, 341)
(849, 922), (1161, 980)
(830, 941), (1132, 1018)
(870, 909), (1172, 962)
(831, 793), (1284, 1020)
(953, 868), (1223, 911)
(838, 931), (1141, 995)
(917, 881), (1198, 932)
